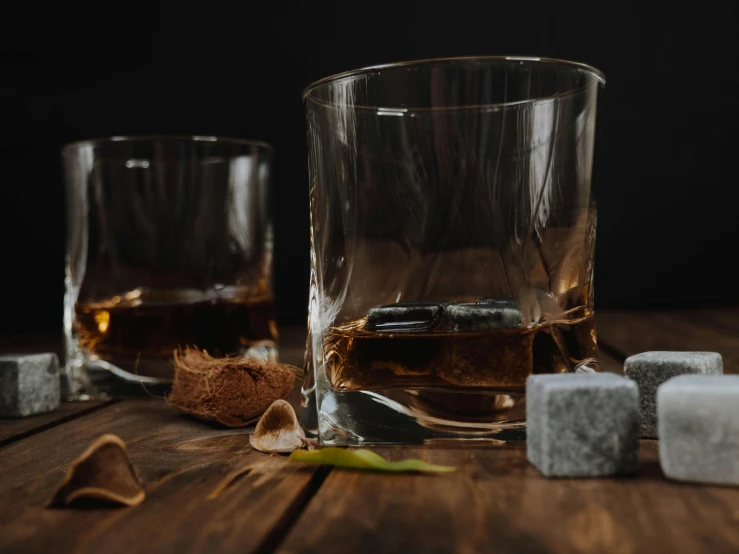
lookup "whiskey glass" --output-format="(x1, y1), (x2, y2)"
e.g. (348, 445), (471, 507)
(301, 57), (605, 444)
(63, 136), (275, 398)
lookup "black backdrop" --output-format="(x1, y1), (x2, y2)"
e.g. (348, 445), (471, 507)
(2, 1), (738, 334)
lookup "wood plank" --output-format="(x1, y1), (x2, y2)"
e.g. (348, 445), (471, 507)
(598, 349), (623, 374)
(597, 309), (739, 373)
(0, 398), (324, 554)
(279, 442), (739, 554)
(0, 400), (110, 446)
(670, 308), (739, 339)
(279, 326), (306, 368)
(596, 311), (625, 372)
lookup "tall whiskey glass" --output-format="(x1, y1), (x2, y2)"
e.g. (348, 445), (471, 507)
(302, 57), (605, 444)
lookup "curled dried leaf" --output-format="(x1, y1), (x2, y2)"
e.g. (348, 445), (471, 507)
(169, 347), (296, 427)
(290, 447), (456, 473)
(49, 434), (145, 508)
(249, 399), (307, 453)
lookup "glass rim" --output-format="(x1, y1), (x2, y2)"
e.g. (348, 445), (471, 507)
(62, 134), (274, 153)
(303, 55), (606, 107)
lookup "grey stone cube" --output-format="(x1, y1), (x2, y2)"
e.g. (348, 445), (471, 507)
(624, 351), (723, 438)
(365, 301), (453, 333)
(0, 353), (61, 417)
(440, 301), (522, 331)
(658, 374), (739, 486)
(476, 297), (519, 308)
(527, 373), (640, 477)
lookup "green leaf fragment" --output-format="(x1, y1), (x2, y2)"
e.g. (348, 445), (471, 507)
(289, 447), (456, 473)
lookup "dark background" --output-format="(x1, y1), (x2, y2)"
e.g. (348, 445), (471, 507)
(1, 1), (738, 335)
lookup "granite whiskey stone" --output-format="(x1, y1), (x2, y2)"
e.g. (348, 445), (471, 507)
(0, 353), (61, 417)
(365, 301), (453, 333)
(440, 301), (522, 332)
(624, 351), (723, 438)
(527, 373), (639, 477)
(476, 297), (519, 308)
(658, 374), (739, 486)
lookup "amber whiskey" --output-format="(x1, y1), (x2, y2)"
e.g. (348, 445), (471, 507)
(76, 291), (277, 379)
(324, 314), (598, 393)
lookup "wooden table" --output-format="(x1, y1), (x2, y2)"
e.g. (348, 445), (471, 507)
(1, 310), (738, 554)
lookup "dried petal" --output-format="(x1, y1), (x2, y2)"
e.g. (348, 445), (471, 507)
(249, 400), (307, 453)
(290, 447), (456, 473)
(49, 434), (145, 507)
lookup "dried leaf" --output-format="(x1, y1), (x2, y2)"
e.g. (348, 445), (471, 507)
(169, 347), (296, 427)
(49, 434), (145, 507)
(249, 399), (307, 453)
(289, 448), (456, 473)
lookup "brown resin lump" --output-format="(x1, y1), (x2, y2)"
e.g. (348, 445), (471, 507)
(169, 348), (296, 427)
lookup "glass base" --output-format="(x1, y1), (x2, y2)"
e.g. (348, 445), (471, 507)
(303, 386), (527, 446)
(64, 342), (278, 399)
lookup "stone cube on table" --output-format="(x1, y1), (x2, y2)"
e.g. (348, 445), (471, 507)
(527, 373), (640, 477)
(0, 353), (61, 417)
(624, 351), (723, 438)
(658, 374), (739, 486)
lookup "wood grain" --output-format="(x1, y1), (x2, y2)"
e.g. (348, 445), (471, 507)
(597, 309), (739, 373)
(0, 401), (111, 446)
(0, 398), (322, 554)
(279, 442), (739, 554)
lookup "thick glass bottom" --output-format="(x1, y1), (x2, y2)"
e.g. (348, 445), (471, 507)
(302, 386), (529, 446)
(64, 342), (278, 399)
(302, 310), (599, 445)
